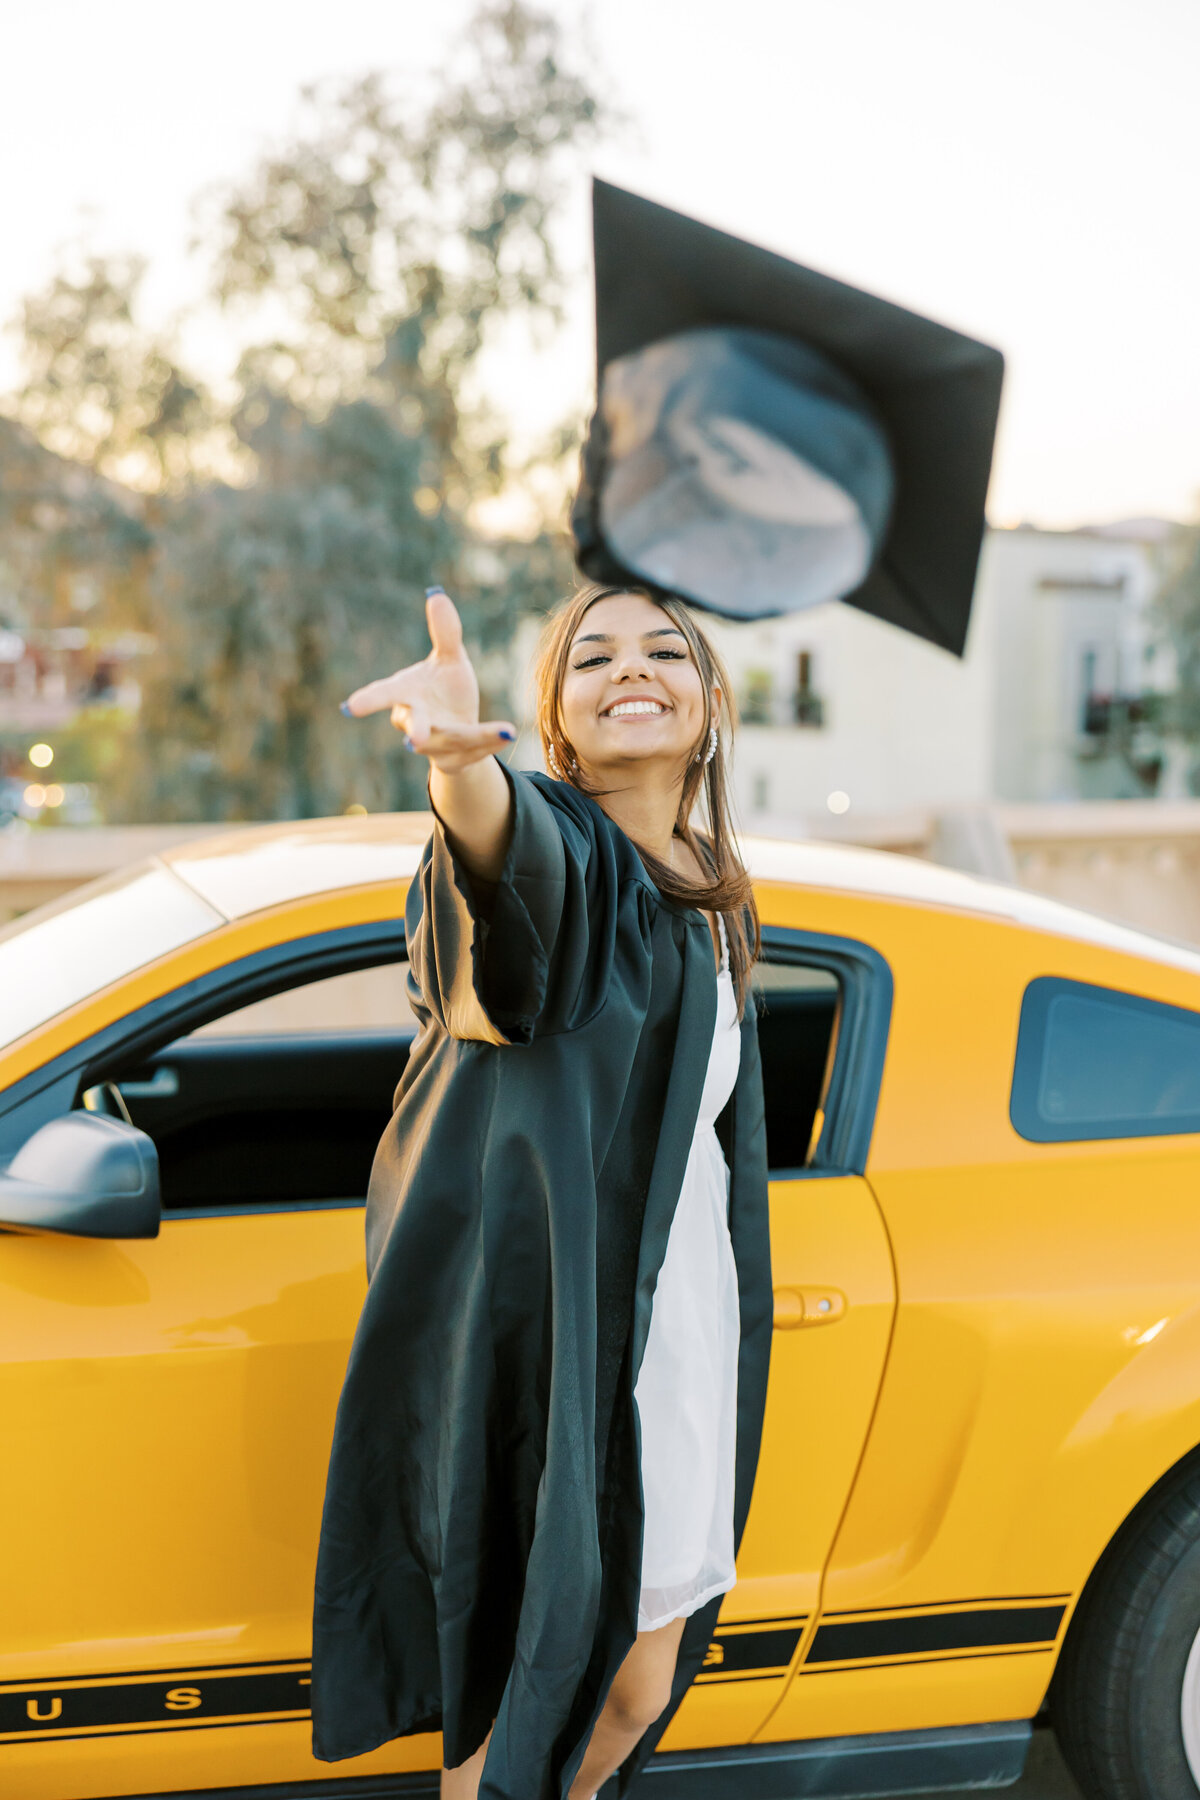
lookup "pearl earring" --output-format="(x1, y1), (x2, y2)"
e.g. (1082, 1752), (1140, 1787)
(697, 724), (718, 767)
(547, 742), (577, 778)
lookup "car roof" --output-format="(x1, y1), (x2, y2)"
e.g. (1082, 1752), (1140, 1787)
(160, 814), (434, 919)
(160, 810), (1200, 979)
(743, 833), (1200, 975)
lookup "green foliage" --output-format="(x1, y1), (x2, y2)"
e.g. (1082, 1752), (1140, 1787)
(9, 256), (216, 491)
(1, 0), (607, 823)
(33, 705), (131, 787)
(206, 2), (605, 398)
(123, 394), (457, 820)
(0, 416), (152, 617)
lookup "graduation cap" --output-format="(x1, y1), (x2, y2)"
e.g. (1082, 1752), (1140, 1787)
(571, 180), (1005, 656)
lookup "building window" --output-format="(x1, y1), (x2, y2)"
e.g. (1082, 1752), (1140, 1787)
(794, 650), (824, 727)
(741, 669), (773, 725)
(1079, 646), (1107, 734)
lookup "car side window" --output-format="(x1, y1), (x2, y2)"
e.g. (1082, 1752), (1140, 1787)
(109, 960), (415, 1214)
(752, 959), (841, 1173)
(1011, 976), (1200, 1143)
(188, 963), (418, 1035)
(88, 944), (869, 1208)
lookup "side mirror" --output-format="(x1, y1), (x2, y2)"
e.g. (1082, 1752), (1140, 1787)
(0, 1111), (161, 1239)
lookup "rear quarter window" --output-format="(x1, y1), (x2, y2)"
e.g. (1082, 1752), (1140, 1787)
(1011, 975), (1200, 1143)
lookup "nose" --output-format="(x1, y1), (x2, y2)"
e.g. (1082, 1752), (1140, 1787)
(609, 645), (655, 682)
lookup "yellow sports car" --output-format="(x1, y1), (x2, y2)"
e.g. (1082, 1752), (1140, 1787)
(4, 811), (1200, 1800)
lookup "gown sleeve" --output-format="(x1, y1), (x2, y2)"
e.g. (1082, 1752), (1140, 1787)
(406, 762), (603, 1046)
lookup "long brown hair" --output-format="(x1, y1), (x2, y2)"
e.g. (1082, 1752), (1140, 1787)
(533, 583), (760, 1015)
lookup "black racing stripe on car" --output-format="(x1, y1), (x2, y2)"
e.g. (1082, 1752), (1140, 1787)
(0, 1624), (812, 1740)
(797, 1646), (1058, 1676)
(694, 1670), (793, 1686)
(0, 1716), (318, 1748)
(712, 1620), (808, 1638)
(0, 1667), (311, 1739)
(806, 1605), (1067, 1664)
(820, 1594), (1072, 1616)
(697, 1623), (807, 1680)
(0, 1606), (1064, 1744)
(0, 1656), (308, 1687)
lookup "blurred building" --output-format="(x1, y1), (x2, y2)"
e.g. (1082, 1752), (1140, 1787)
(5, 520), (1199, 958)
(699, 520), (1178, 838)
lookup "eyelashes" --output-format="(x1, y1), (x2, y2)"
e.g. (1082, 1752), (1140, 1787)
(570, 649), (688, 672)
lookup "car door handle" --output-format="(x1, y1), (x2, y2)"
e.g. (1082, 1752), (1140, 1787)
(118, 1067), (180, 1099)
(773, 1286), (847, 1330)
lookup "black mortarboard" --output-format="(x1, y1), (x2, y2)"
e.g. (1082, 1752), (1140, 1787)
(571, 180), (1005, 656)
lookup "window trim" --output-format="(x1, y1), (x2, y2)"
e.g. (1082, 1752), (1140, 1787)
(758, 926), (893, 1178)
(165, 1197), (369, 1221)
(1011, 974), (1200, 1144)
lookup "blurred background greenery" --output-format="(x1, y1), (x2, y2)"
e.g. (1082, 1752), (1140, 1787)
(0, 0), (608, 825)
(5, 0), (1200, 847)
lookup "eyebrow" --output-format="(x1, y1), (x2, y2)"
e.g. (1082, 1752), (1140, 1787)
(571, 627), (687, 648)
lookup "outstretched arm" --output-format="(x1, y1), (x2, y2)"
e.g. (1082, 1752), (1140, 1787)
(342, 588), (515, 882)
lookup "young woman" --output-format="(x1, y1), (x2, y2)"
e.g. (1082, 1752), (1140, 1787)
(311, 583), (773, 1800)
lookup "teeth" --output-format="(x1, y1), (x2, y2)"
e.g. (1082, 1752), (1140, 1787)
(606, 701), (666, 718)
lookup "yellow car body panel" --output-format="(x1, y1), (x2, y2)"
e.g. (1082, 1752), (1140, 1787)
(5, 814), (1200, 1795)
(660, 1173), (896, 1751)
(751, 883), (1200, 1744)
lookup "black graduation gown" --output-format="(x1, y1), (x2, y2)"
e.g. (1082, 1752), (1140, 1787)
(311, 766), (772, 1800)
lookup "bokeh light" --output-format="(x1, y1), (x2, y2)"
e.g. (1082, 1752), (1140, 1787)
(28, 743), (53, 768)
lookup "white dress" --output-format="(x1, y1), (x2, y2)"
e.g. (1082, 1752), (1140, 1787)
(634, 912), (742, 1632)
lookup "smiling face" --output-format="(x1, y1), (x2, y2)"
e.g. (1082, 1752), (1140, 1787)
(557, 590), (719, 781)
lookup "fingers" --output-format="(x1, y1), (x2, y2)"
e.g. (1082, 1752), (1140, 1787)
(419, 720), (517, 770)
(474, 720), (518, 748)
(425, 587), (464, 660)
(390, 697), (432, 747)
(427, 720), (516, 756)
(343, 670), (423, 719)
(341, 588), (467, 721)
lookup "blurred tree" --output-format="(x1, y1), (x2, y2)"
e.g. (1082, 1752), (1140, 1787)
(130, 394), (460, 820)
(2, 0), (607, 821)
(0, 417), (153, 820)
(8, 256), (220, 491)
(0, 416), (152, 606)
(206, 0), (605, 412)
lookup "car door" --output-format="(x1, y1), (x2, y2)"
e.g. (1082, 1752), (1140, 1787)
(1, 922), (897, 1794)
(660, 934), (897, 1751)
(0, 955), (439, 1800)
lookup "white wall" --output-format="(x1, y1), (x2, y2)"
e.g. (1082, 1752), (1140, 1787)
(980, 526), (1163, 803)
(502, 523), (1173, 828)
(703, 601), (994, 833)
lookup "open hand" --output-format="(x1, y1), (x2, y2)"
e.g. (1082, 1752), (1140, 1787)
(341, 589), (516, 772)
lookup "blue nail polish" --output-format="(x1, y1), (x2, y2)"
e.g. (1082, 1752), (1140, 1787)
(339, 701), (354, 718)
(425, 585), (446, 598)
(398, 733), (413, 751)
(498, 728), (515, 742)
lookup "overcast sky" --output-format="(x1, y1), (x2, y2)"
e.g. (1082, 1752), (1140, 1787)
(3, 0), (1198, 528)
